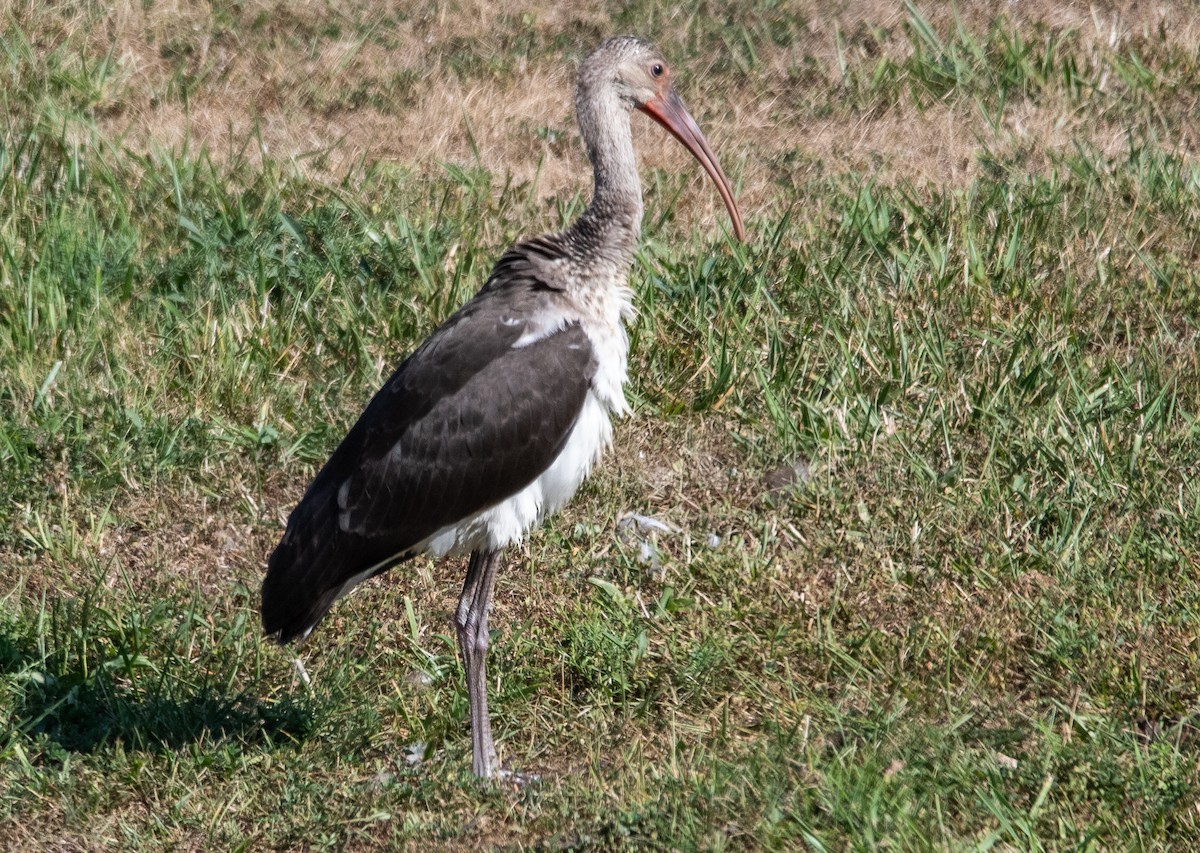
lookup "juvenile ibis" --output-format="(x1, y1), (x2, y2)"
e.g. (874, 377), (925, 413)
(262, 35), (746, 778)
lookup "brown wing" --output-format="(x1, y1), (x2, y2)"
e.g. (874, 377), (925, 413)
(262, 242), (596, 642)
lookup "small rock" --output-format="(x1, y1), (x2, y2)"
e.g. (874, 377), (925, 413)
(214, 527), (239, 553)
(995, 752), (1018, 770)
(763, 458), (811, 492)
(369, 769), (395, 791)
(404, 669), (433, 690)
(616, 512), (673, 576)
(616, 513), (676, 540)
(402, 742), (427, 766)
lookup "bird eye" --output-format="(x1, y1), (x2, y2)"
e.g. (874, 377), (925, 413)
(650, 63), (664, 78)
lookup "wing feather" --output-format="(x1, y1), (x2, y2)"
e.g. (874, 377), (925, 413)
(262, 246), (596, 642)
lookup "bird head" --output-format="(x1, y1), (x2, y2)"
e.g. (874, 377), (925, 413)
(581, 36), (747, 242)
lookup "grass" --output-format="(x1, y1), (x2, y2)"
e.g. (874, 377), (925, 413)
(3, 0), (1200, 849)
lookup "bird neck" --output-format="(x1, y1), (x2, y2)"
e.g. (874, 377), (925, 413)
(568, 88), (644, 269)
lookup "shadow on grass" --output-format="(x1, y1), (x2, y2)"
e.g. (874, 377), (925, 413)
(13, 677), (314, 754)
(1, 622), (313, 755)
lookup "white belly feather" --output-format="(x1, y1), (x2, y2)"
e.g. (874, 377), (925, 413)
(431, 297), (632, 556)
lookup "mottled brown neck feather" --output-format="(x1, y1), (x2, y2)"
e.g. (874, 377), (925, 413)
(567, 44), (645, 270)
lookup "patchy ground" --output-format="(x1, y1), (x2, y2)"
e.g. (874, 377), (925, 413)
(15, 1), (1200, 209)
(3, 1), (1200, 849)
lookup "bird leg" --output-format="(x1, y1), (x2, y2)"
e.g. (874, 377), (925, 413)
(455, 548), (503, 778)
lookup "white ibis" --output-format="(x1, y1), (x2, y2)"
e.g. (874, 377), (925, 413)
(262, 35), (746, 778)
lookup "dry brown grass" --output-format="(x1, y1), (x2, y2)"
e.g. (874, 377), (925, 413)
(15, 0), (1200, 224)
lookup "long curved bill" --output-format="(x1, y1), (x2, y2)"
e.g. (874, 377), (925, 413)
(639, 89), (747, 242)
